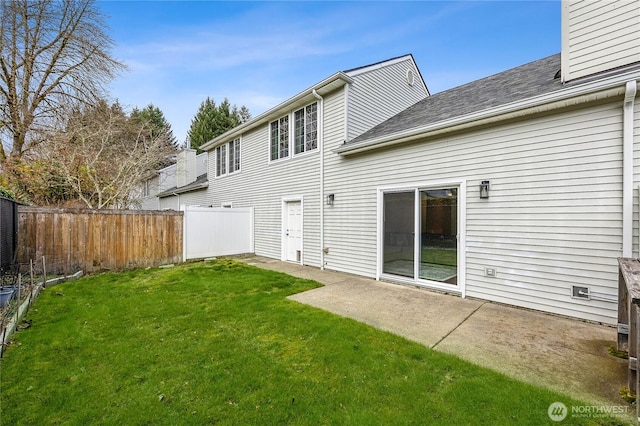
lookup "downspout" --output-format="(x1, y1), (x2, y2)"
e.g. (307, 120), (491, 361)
(623, 81), (637, 257)
(172, 192), (181, 211)
(313, 89), (325, 270)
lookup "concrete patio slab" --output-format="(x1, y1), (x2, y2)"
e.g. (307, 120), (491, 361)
(289, 277), (483, 348)
(237, 255), (630, 416)
(434, 302), (628, 407)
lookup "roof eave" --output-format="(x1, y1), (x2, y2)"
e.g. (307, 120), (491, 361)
(158, 181), (209, 198)
(200, 72), (353, 151)
(336, 70), (640, 156)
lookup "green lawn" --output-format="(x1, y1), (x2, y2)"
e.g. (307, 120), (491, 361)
(0, 260), (625, 425)
(421, 247), (457, 267)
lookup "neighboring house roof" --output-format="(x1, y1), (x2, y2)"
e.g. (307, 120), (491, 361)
(157, 174), (208, 198)
(338, 54), (640, 154)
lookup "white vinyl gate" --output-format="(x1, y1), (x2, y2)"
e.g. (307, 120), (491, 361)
(182, 206), (254, 261)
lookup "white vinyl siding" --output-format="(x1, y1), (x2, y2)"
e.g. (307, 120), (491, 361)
(197, 53), (633, 324)
(138, 176), (160, 210)
(323, 101), (624, 324)
(205, 96), (334, 267)
(562, 0), (640, 82)
(346, 57), (428, 141)
(158, 188), (209, 210)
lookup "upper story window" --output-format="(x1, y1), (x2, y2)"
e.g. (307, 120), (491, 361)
(229, 138), (240, 173)
(294, 103), (317, 154)
(142, 180), (151, 197)
(270, 116), (289, 161)
(270, 101), (318, 161)
(216, 138), (240, 177)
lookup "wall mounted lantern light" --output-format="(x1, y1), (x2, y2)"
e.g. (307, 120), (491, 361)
(326, 193), (335, 206)
(479, 181), (490, 199)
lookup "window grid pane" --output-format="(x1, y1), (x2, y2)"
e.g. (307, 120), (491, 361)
(220, 145), (227, 175)
(228, 140), (234, 173)
(305, 103), (317, 151)
(270, 122), (278, 160)
(233, 139), (240, 172)
(279, 116), (289, 158)
(294, 109), (304, 154)
(216, 146), (222, 177)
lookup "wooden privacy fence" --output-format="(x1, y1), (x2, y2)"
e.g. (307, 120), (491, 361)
(17, 207), (183, 275)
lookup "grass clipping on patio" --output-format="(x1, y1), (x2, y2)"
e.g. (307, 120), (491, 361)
(0, 259), (622, 425)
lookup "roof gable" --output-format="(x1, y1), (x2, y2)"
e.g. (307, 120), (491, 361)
(344, 53), (429, 96)
(347, 54), (563, 147)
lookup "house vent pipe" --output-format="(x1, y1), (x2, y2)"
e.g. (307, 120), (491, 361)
(312, 89), (326, 270)
(623, 80), (637, 258)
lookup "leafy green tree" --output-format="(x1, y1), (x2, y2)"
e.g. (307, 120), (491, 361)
(187, 97), (251, 152)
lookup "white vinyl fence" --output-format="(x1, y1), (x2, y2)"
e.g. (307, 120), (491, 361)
(182, 206), (254, 261)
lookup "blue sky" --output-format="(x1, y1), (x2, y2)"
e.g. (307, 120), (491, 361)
(99, 1), (561, 144)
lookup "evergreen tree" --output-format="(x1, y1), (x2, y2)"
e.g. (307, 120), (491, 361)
(130, 104), (179, 150)
(187, 97), (251, 152)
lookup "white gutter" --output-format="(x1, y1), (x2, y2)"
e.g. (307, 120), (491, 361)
(336, 68), (640, 155)
(623, 80), (637, 257)
(200, 72), (353, 152)
(312, 89), (325, 270)
(158, 181), (209, 198)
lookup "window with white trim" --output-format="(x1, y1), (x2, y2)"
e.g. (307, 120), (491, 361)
(229, 138), (240, 173)
(270, 116), (289, 161)
(216, 138), (240, 177)
(270, 101), (318, 161)
(294, 102), (317, 154)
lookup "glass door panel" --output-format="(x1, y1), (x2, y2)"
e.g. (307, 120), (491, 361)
(382, 191), (415, 278)
(419, 188), (458, 284)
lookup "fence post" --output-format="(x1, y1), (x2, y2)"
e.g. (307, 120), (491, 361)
(42, 256), (47, 288)
(631, 302), (638, 393)
(181, 205), (187, 263)
(617, 258), (640, 421)
(620, 267), (630, 351)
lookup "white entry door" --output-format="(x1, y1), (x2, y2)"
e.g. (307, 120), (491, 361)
(284, 200), (302, 262)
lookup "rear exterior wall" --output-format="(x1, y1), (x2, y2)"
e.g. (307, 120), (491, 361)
(323, 99), (627, 324)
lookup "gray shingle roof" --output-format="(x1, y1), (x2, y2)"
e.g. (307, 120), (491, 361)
(348, 54), (563, 145)
(157, 173), (208, 198)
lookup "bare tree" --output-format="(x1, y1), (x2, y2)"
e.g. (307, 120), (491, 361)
(0, 0), (126, 159)
(34, 101), (175, 209)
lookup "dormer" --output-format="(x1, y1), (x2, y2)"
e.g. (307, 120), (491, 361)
(561, 0), (640, 83)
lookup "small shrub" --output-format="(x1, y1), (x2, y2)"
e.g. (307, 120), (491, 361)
(620, 386), (636, 404)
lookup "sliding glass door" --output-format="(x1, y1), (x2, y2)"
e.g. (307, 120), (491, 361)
(419, 188), (458, 284)
(382, 187), (459, 286)
(382, 192), (415, 278)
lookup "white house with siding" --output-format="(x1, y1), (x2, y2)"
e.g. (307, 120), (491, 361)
(199, 0), (640, 325)
(139, 150), (209, 210)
